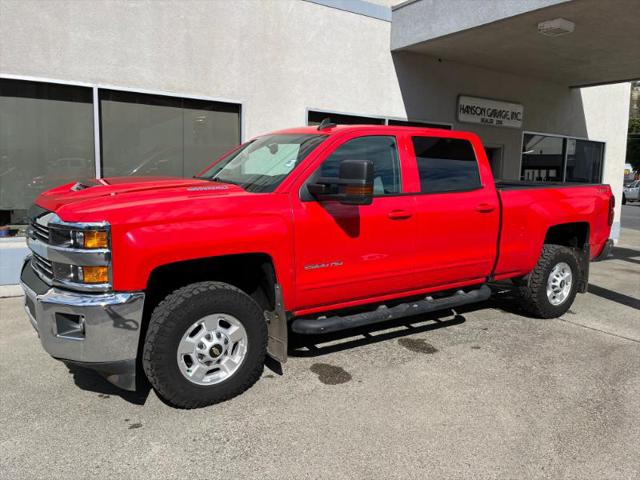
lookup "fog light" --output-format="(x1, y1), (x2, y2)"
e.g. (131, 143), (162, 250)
(82, 266), (109, 283)
(83, 230), (108, 249)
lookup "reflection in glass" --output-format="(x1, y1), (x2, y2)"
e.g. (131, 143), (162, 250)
(100, 90), (240, 178)
(521, 134), (564, 181)
(0, 79), (94, 225)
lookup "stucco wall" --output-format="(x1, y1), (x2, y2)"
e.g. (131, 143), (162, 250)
(0, 0), (630, 254)
(581, 82), (632, 233)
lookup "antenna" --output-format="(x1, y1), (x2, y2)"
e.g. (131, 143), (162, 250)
(317, 117), (337, 130)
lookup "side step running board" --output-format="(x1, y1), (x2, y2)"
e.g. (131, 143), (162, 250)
(291, 285), (491, 335)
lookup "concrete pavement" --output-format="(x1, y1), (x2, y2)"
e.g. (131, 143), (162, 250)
(1, 229), (638, 480)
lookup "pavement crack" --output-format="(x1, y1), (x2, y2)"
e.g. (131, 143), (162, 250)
(560, 318), (640, 344)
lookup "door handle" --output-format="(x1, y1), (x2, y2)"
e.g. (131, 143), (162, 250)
(476, 203), (496, 213)
(388, 209), (413, 220)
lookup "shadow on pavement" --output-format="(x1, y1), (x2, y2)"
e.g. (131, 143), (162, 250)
(587, 283), (640, 311)
(609, 245), (640, 265)
(65, 364), (151, 405)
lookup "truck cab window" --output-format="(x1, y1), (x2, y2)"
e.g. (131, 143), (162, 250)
(412, 137), (481, 193)
(318, 136), (401, 195)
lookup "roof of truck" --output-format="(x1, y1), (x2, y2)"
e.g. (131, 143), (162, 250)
(268, 124), (455, 136)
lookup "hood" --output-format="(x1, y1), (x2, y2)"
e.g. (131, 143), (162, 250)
(35, 176), (251, 222)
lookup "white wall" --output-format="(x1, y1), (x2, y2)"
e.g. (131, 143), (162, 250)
(580, 83), (632, 234)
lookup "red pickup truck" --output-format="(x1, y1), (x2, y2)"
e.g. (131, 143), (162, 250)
(21, 124), (614, 408)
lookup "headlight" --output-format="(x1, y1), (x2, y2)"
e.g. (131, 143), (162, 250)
(52, 264), (110, 285)
(46, 218), (111, 289)
(50, 227), (109, 249)
(82, 230), (109, 249)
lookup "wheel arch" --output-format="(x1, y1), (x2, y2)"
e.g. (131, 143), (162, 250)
(543, 222), (590, 293)
(136, 253), (280, 374)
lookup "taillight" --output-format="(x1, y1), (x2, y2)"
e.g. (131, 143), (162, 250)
(608, 195), (615, 226)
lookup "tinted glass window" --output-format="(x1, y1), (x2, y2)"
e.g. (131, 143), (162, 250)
(317, 136), (400, 195)
(100, 90), (240, 178)
(308, 110), (384, 126)
(0, 79), (95, 226)
(412, 137), (480, 193)
(565, 138), (604, 183)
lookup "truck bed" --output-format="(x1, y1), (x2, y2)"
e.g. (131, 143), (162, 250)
(492, 181), (612, 281)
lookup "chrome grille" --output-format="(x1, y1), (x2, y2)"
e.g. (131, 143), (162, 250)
(31, 252), (54, 284)
(31, 221), (50, 242)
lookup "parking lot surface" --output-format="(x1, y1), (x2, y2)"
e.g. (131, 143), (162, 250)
(1, 226), (638, 480)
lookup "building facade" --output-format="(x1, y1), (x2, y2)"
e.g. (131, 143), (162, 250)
(0, 0), (637, 285)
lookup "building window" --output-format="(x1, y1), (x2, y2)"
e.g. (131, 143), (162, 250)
(0, 77), (243, 231)
(521, 133), (604, 183)
(307, 110), (385, 126)
(100, 90), (241, 178)
(307, 110), (450, 130)
(412, 136), (481, 193)
(0, 79), (95, 227)
(565, 139), (604, 183)
(521, 134), (564, 181)
(387, 119), (451, 130)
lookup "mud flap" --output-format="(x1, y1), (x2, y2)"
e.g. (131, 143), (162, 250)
(265, 284), (287, 363)
(578, 243), (590, 293)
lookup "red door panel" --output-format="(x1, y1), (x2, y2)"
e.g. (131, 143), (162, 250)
(292, 196), (417, 309)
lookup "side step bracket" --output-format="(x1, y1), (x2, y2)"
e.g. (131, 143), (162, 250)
(291, 285), (491, 335)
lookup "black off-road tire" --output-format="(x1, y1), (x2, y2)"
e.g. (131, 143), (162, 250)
(142, 281), (267, 409)
(518, 244), (580, 319)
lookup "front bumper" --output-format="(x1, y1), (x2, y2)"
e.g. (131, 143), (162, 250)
(20, 257), (145, 391)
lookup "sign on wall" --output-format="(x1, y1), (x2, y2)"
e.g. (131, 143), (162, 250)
(457, 95), (523, 129)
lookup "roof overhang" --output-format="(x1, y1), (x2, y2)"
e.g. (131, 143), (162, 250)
(391, 0), (640, 87)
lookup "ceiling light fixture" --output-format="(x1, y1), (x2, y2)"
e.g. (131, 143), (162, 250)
(538, 18), (575, 37)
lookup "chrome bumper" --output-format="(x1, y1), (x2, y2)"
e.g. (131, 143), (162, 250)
(20, 257), (144, 391)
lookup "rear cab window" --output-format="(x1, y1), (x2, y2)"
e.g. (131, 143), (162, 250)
(411, 136), (481, 193)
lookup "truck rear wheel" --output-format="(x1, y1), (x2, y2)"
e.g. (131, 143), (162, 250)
(142, 281), (267, 408)
(518, 244), (579, 319)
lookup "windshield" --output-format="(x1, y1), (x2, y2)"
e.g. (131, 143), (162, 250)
(197, 134), (326, 192)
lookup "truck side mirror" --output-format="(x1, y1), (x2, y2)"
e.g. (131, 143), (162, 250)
(338, 159), (374, 205)
(307, 159), (374, 205)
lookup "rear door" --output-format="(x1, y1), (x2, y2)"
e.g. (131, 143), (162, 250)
(407, 134), (500, 288)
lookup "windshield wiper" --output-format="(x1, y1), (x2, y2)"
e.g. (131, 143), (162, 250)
(196, 176), (243, 187)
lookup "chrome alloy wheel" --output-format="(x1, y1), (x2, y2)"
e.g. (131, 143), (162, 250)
(546, 262), (573, 306)
(176, 313), (248, 386)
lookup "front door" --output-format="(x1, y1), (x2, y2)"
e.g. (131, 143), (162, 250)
(291, 135), (417, 311)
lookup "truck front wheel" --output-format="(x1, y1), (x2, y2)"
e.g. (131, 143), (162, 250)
(142, 281), (267, 408)
(518, 245), (580, 319)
